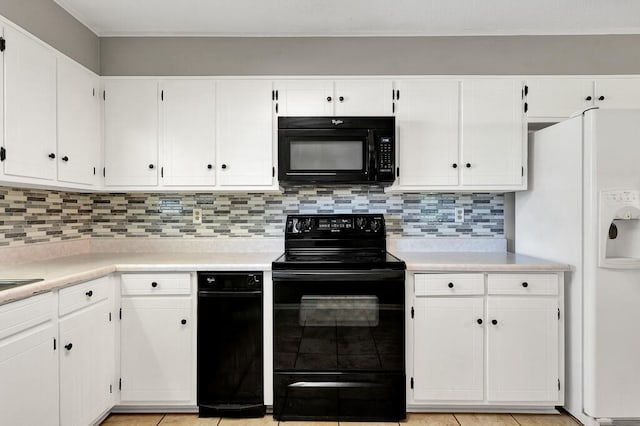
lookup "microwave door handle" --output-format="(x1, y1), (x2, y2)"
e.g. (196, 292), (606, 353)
(366, 130), (375, 180)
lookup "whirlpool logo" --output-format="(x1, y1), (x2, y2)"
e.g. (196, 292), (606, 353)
(331, 119), (344, 125)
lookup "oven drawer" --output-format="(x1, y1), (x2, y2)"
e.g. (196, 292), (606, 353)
(414, 273), (484, 296)
(273, 372), (405, 422)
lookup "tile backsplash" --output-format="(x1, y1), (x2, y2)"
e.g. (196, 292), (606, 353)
(0, 186), (503, 247)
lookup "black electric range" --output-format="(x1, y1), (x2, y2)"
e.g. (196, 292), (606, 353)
(272, 214), (406, 422)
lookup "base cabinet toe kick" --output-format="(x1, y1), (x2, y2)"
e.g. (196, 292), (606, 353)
(407, 271), (565, 410)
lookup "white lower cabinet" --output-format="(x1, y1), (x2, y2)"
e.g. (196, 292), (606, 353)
(119, 273), (195, 405)
(0, 293), (58, 426)
(410, 272), (563, 408)
(58, 277), (113, 426)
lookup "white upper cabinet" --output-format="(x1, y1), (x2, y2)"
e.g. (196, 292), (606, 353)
(461, 79), (525, 187)
(395, 80), (460, 187)
(216, 80), (274, 187)
(2, 25), (57, 181)
(277, 80), (334, 116)
(276, 79), (393, 116)
(57, 57), (100, 186)
(334, 80), (393, 116)
(524, 79), (594, 120)
(594, 79), (640, 109)
(160, 80), (216, 187)
(103, 79), (159, 187)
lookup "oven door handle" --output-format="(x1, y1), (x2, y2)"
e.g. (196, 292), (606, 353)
(288, 381), (385, 389)
(272, 270), (404, 281)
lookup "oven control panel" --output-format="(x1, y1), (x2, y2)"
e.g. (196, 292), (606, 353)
(286, 215), (384, 234)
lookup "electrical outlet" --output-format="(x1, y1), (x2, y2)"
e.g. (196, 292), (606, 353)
(193, 209), (202, 224)
(454, 207), (464, 223)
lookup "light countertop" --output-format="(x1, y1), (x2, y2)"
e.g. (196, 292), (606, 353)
(393, 251), (571, 272)
(0, 250), (570, 305)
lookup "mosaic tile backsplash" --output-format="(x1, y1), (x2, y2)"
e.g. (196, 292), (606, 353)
(0, 186), (504, 247)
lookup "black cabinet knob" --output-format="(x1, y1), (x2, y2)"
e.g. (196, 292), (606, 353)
(61, 156), (69, 162)
(85, 290), (93, 297)
(327, 96), (332, 102)
(221, 164), (227, 169)
(181, 319), (187, 325)
(452, 163), (458, 169)
(151, 281), (158, 288)
(65, 343), (73, 351)
(339, 96), (344, 102)
(466, 163), (471, 168)
(522, 282), (529, 288)
(207, 164), (213, 169)
(48, 153), (56, 159)
(148, 164), (154, 169)
(598, 95), (605, 101)
(477, 318), (483, 325)
(586, 96), (592, 101)
(448, 282), (454, 288)
(491, 319), (498, 325)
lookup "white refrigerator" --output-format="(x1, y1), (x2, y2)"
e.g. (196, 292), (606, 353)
(516, 108), (640, 426)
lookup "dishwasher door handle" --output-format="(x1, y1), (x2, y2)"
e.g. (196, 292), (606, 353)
(198, 290), (262, 298)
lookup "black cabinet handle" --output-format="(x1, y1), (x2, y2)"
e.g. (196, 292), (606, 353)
(61, 156), (69, 162)
(477, 318), (483, 325)
(522, 282), (529, 288)
(452, 163), (458, 169)
(465, 163), (471, 168)
(327, 96), (332, 102)
(207, 164), (213, 169)
(339, 96), (344, 102)
(221, 164), (227, 169)
(148, 164), (154, 169)
(448, 282), (454, 288)
(151, 281), (158, 288)
(48, 153), (56, 159)
(491, 319), (498, 325)
(64, 343), (73, 351)
(181, 319), (187, 325)
(598, 95), (605, 101)
(85, 290), (93, 297)
(586, 96), (592, 101)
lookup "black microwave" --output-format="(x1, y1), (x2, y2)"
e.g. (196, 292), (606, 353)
(278, 116), (396, 185)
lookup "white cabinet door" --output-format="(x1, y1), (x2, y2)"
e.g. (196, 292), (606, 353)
(0, 325), (58, 426)
(594, 79), (640, 109)
(120, 297), (193, 403)
(160, 80), (216, 186)
(59, 300), (111, 426)
(334, 80), (393, 116)
(3, 26), (57, 181)
(277, 80), (333, 116)
(461, 79), (524, 187)
(413, 296), (484, 402)
(104, 79), (159, 187)
(486, 297), (559, 403)
(396, 80), (460, 186)
(216, 80), (273, 187)
(57, 58), (100, 186)
(525, 79), (594, 119)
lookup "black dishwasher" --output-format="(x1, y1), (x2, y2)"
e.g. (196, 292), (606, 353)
(197, 272), (265, 418)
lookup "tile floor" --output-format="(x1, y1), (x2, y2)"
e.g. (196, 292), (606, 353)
(101, 413), (581, 426)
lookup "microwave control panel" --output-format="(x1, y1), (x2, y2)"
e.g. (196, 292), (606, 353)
(377, 135), (395, 179)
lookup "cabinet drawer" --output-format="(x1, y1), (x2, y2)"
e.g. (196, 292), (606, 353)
(487, 273), (559, 295)
(121, 273), (191, 296)
(59, 276), (110, 316)
(415, 273), (484, 296)
(0, 292), (53, 340)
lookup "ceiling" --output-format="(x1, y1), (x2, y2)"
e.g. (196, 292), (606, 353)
(54, 0), (640, 37)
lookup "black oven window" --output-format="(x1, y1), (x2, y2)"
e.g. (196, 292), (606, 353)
(300, 295), (379, 327)
(290, 140), (363, 170)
